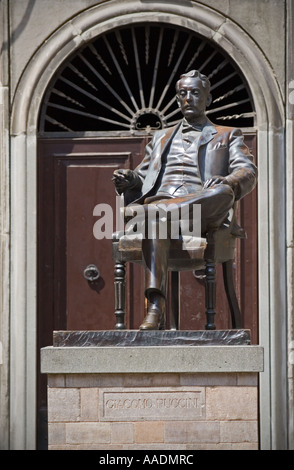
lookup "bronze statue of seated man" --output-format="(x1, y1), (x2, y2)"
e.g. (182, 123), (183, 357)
(112, 70), (257, 330)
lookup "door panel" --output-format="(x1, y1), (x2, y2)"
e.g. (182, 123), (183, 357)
(56, 153), (131, 330)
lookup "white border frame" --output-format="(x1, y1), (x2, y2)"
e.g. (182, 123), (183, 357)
(10, 0), (286, 449)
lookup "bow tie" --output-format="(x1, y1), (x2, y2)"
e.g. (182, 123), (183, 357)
(181, 120), (203, 133)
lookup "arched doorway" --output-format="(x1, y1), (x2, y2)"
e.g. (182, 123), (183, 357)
(37, 21), (257, 448)
(10, 1), (285, 450)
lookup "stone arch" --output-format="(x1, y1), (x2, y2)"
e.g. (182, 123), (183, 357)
(11, 1), (283, 134)
(9, 0), (285, 449)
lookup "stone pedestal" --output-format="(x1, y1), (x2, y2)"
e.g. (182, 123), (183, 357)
(41, 330), (263, 450)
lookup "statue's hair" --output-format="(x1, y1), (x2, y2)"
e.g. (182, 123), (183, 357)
(176, 70), (211, 93)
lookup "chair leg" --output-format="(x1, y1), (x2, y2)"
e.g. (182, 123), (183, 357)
(222, 260), (242, 328)
(114, 261), (126, 329)
(205, 260), (216, 330)
(170, 271), (179, 330)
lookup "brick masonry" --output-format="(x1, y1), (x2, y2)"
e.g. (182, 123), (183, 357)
(47, 372), (259, 450)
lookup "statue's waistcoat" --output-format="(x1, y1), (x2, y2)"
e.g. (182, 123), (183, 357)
(155, 126), (202, 196)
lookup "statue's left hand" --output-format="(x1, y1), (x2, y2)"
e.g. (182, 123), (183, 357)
(203, 176), (231, 189)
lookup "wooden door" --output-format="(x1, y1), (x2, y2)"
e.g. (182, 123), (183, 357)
(37, 137), (151, 332)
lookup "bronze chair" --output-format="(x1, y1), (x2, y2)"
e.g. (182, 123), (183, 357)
(112, 202), (244, 331)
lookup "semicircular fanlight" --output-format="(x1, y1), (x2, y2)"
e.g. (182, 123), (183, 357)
(39, 23), (255, 134)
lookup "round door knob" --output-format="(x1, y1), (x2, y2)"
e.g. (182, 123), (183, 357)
(83, 264), (100, 282)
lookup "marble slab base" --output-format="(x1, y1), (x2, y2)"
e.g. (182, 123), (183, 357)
(53, 329), (251, 347)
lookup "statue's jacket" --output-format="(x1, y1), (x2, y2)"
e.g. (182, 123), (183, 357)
(125, 119), (257, 205)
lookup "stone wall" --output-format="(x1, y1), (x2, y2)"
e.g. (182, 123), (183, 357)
(47, 372), (258, 450)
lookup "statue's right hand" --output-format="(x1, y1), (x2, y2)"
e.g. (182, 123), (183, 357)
(112, 169), (135, 193)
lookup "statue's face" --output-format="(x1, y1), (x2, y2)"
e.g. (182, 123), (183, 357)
(176, 76), (212, 123)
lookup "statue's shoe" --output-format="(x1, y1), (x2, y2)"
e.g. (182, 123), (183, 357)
(139, 303), (165, 330)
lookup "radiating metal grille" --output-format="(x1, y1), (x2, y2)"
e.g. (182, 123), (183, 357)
(39, 24), (255, 134)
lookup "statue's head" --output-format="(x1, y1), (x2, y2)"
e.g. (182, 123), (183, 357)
(176, 70), (212, 123)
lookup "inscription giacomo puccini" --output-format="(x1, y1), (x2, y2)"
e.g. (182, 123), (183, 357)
(100, 388), (205, 421)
